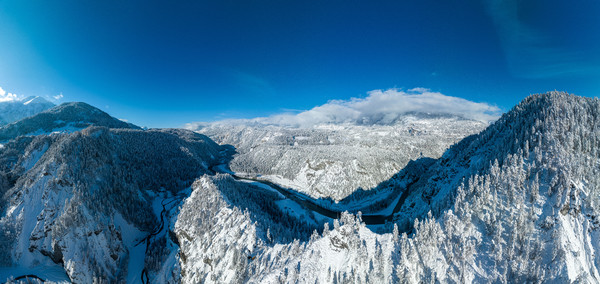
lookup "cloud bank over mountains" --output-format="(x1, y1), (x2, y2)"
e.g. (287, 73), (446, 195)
(187, 88), (502, 129)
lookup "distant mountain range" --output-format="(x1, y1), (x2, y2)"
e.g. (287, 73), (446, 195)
(1, 92), (599, 283)
(0, 96), (54, 126)
(192, 114), (487, 201)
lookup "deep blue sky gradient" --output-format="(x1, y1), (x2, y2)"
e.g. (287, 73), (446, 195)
(0, 0), (599, 127)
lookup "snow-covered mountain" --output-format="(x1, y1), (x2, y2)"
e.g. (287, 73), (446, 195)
(192, 114), (487, 201)
(2, 91), (600, 283)
(0, 102), (138, 142)
(0, 126), (223, 282)
(0, 96), (54, 126)
(174, 91), (600, 282)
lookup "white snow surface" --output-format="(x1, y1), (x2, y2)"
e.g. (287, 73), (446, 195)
(114, 213), (145, 284)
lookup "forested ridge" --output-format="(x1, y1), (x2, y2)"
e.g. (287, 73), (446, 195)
(177, 92), (600, 283)
(2, 91), (600, 283)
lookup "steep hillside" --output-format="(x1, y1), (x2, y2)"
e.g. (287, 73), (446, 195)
(195, 114), (486, 200)
(175, 91), (600, 282)
(0, 102), (138, 142)
(381, 91), (600, 282)
(0, 96), (54, 126)
(0, 127), (223, 282)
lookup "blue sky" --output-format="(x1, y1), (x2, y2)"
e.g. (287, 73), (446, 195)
(0, 0), (599, 127)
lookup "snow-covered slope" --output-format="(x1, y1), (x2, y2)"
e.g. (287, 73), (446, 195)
(363, 91), (600, 282)
(174, 91), (600, 282)
(3, 91), (599, 283)
(0, 102), (138, 142)
(193, 114), (486, 201)
(0, 96), (54, 126)
(0, 127), (223, 282)
(174, 174), (396, 283)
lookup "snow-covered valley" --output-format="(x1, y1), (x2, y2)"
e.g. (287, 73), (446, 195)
(1, 91), (600, 283)
(192, 115), (487, 201)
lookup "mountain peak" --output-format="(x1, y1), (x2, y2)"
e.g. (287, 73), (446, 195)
(50, 102), (104, 114)
(511, 91), (588, 114)
(21, 96), (53, 106)
(494, 91), (598, 132)
(0, 102), (139, 142)
(0, 97), (54, 126)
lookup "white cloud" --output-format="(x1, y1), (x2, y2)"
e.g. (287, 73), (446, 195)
(53, 93), (64, 100)
(0, 86), (22, 103)
(187, 88), (501, 129)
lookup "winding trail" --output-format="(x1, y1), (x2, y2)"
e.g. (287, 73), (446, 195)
(211, 165), (418, 225)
